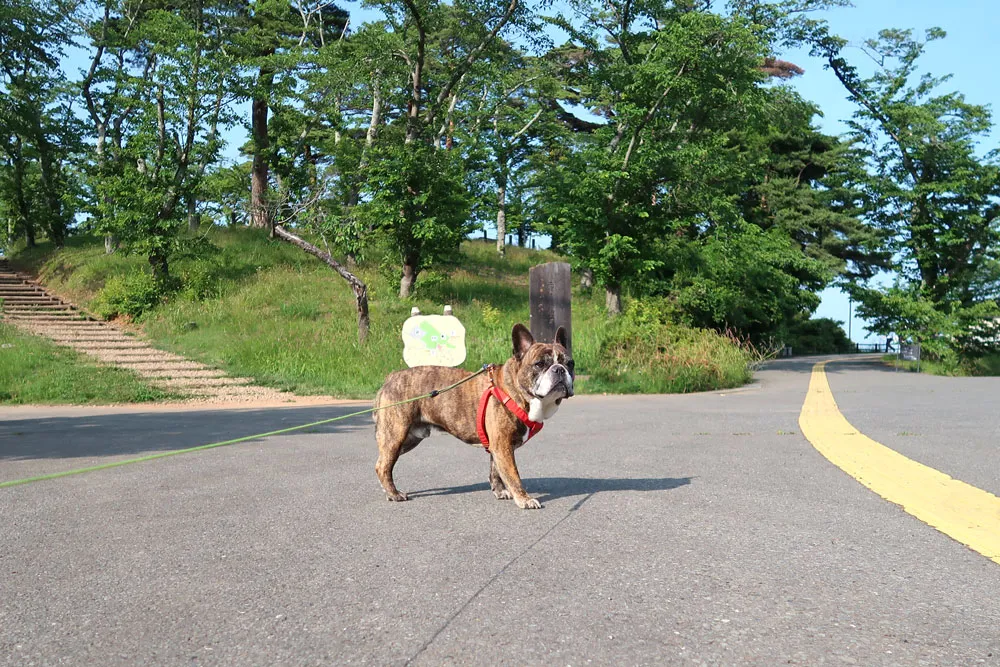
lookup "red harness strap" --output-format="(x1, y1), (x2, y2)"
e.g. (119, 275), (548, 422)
(476, 383), (543, 452)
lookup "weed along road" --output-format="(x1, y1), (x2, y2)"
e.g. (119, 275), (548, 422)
(2, 356), (999, 665)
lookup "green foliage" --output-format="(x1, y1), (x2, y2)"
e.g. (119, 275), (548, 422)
(585, 300), (766, 394)
(539, 8), (771, 302)
(17, 0), (998, 365)
(83, 1), (238, 281)
(737, 87), (888, 282)
(14, 230), (755, 397)
(92, 271), (164, 320)
(0, 0), (79, 251)
(850, 283), (1000, 362)
(361, 143), (473, 277)
(783, 316), (853, 355)
(0, 322), (172, 404)
(814, 26), (1000, 362)
(664, 221), (828, 338)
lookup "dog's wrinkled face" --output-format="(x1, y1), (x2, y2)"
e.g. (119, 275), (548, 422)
(511, 324), (575, 403)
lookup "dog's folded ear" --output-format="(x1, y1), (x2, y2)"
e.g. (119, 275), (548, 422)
(554, 326), (568, 349)
(512, 323), (535, 361)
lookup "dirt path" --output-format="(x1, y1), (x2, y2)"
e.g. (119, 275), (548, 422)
(0, 259), (327, 405)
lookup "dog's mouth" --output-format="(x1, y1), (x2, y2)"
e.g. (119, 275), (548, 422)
(541, 379), (574, 400)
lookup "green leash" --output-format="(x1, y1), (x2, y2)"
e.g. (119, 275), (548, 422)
(1, 366), (491, 490)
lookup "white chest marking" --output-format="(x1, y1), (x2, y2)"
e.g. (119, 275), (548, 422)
(528, 397), (561, 422)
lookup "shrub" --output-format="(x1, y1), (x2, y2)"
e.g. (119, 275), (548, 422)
(92, 271), (163, 320)
(586, 299), (767, 393)
(179, 262), (224, 301)
(783, 317), (853, 355)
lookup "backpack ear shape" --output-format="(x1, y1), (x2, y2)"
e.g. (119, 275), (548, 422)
(554, 326), (568, 349)
(512, 324), (534, 361)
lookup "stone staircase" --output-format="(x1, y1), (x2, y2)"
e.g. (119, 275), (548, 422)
(0, 259), (292, 402)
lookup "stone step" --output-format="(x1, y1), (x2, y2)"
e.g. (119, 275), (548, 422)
(3, 315), (91, 323)
(153, 377), (253, 388)
(117, 361), (211, 371)
(31, 332), (134, 341)
(3, 307), (74, 313)
(86, 350), (187, 362)
(20, 321), (116, 328)
(63, 342), (151, 351)
(26, 320), (126, 332)
(0, 264), (286, 402)
(44, 334), (138, 342)
(0, 298), (63, 305)
(3, 306), (75, 312)
(90, 355), (186, 365)
(3, 313), (80, 319)
(141, 369), (228, 379)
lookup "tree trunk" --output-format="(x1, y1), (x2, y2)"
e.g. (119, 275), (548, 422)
(250, 66), (274, 232)
(187, 194), (200, 232)
(105, 235), (118, 254)
(11, 136), (34, 248)
(516, 225), (528, 247)
(496, 176), (507, 257)
(605, 285), (622, 316)
(273, 225), (370, 343)
(580, 268), (594, 291)
(399, 257), (418, 299)
(149, 250), (170, 286)
(35, 135), (65, 247)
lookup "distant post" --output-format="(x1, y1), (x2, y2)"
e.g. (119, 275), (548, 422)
(529, 262), (572, 352)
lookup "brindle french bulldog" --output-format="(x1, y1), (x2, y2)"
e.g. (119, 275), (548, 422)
(374, 324), (574, 509)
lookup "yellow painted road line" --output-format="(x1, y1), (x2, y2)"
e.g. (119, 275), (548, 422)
(798, 360), (1000, 566)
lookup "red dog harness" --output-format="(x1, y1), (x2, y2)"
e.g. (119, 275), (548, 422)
(476, 370), (543, 452)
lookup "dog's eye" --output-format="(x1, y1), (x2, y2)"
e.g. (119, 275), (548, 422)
(534, 360), (547, 369)
(567, 360), (575, 371)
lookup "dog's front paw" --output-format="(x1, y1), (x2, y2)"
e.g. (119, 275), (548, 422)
(494, 488), (514, 500)
(516, 496), (541, 510)
(386, 491), (409, 502)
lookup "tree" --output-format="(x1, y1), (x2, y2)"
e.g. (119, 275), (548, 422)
(0, 0), (78, 249)
(737, 88), (887, 283)
(815, 27), (1000, 358)
(461, 43), (559, 256)
(539, 4), (770, 314)
(363, 0), (529, 297)
(82, 0), (236, 284)
(239, 0), (348, 233)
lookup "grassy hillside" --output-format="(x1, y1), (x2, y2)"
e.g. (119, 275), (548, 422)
(0, 323), (173, 405)
(11, 230), (763, 399)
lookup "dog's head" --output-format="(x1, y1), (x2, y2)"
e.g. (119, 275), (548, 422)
(510, 323), (574, 403)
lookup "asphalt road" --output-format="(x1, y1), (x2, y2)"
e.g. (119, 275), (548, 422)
(2, 356), (999, 666)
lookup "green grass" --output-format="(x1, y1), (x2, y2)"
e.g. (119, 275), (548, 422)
(0, 323), (174, 405)
(12, 229), (759, 398)
(883, 353), (1000, 376)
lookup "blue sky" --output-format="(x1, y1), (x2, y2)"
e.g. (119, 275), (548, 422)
(778, 1), (999, 341)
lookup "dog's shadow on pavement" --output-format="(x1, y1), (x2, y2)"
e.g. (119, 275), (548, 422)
(410, 476), (693, 503)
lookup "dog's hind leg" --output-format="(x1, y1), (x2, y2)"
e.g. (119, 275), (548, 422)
(489, 458), (513, 500)
(375, 420), (420, 502)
